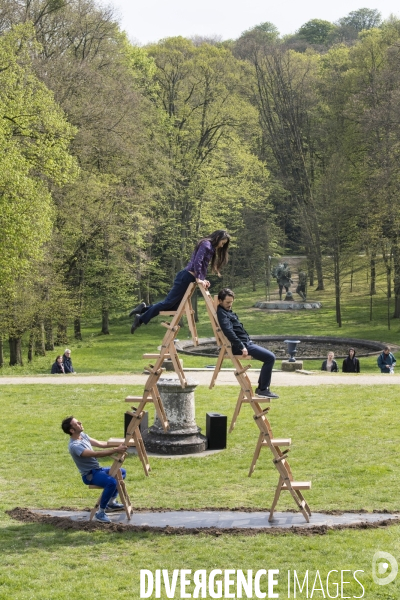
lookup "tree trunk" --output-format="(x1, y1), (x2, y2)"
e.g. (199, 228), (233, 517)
(9, 336), (23, 366)
(28, 330), (35, 362)
(370, 254), (376, 295)
(55, 323), (68, 346)
(0, 338), (3, 368)
(392, 245), (400, 318)
(101, 309), (110, 334)
(313, 238), (324, 291)
(350, 260), (353, 293)
(45, 318), (54, 351)
(387, 265), (392, 299)
(334, 251), (342, 327)
(307, 253), (314, 287)
(74, 317), (82, 340)
(35, 321), (46, 356)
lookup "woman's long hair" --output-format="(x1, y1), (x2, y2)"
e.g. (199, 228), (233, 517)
(195, 230), (230, 274)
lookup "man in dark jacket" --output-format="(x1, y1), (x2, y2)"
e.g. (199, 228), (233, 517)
(216, 288), (278, 398)
(377, 346), (396, 373)
(342, 348), (360, 373)
(63, 349), (76, 374)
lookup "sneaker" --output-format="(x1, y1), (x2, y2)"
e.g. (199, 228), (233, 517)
(255, 388), (279, 399)
(95, 509), (111, 523)
(129, 302), (147, 317)
(130, 314), (142, 334)
(106, 500), (124, 511)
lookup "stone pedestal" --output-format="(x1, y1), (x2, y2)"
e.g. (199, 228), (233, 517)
(162, 358), (183, 371)
(142, 377), (207, 455)
(281, 360), (303, 372)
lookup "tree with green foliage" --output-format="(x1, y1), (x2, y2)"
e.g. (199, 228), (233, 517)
(0, 23), (78, 363)
(237, 38), (325, 289)
(298, 19), (337, 45)
(147, 36), (278, 293)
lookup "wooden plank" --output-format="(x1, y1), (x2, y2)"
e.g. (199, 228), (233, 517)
(107, 438), (135, 447)
(282, 482), (311, 490)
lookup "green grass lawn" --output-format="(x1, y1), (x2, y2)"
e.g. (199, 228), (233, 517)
(1, 263), (400, 598)
(1, 383), (400, 598)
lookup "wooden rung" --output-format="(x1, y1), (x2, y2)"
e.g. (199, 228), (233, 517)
(281, 482), (311, 490)
(107, 438), (135, 447)
(88, 485), (103, 489)
(271, 438), (291, 446)
(161, 322), (179, 330)
(125, 396), (145, 402)
(142, 353), (171, 359)
(253, 409), (271, 419)
(235, 365), (252, 374)
(159, 311), (178, 315)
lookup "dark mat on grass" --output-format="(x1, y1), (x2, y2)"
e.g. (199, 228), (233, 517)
(6, 507), (400, 537)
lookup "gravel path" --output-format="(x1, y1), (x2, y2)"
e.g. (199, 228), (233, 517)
(0, 370), (398, 386)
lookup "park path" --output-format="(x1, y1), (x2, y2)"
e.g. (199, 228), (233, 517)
(0, 370), (398, 387)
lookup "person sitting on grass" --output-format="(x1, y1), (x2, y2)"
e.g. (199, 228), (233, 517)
(216, 288), (279, 399)
(321, 351), (338, 372)
(61, 416), (127, 524)
(62, 349), (76, 374)
(342, 348), (360, 373)
(51, 355), (65, 374)
(377, 346), (396, 373)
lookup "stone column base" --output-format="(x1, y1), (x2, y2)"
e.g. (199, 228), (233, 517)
(281, 360), (303, 371)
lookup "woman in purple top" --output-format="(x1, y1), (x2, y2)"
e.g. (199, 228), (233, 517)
(130, 230), (230, 333)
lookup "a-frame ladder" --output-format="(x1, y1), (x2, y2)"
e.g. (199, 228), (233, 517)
(141, 281), (198, 391)
(97, 283), (200, 520)
(89, 451), (133, 521)
(90, 408), (152, 520)
(197, 287), (271, 432)
(197, 286), (312, 522)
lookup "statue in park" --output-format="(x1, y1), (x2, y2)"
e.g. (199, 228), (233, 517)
(296, 271), (308, 301)
(272, 262), (293, 300)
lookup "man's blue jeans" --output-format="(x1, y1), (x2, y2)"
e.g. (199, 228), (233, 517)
(140, 270), (196, 324)
(242, 342), (275, 390)
(82, 467), (126, 509)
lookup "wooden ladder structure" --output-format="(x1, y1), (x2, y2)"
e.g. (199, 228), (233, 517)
(95, 283), (200, 520)
(198, 287), (271, 432)
(90, 408), (152, 521)
(140, 281), (199, 389)
(197, 286), (312, 522)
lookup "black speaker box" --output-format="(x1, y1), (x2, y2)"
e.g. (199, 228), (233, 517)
(206, 412), (227, 450)
(124, 411), (148, 437)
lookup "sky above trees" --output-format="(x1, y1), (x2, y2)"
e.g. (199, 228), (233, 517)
(113, 0), (400, 44)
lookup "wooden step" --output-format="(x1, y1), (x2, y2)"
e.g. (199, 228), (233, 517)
(282, 481), (311, 490)
(243, 396), (271, 403)
(142, 353), (171, 359)
(159, 311), (178, 315)
(88, 485), (102, 489)
(269, 438), (291, 446)
(125, 396), (145, 402)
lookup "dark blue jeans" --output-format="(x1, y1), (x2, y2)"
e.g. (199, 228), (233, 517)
(140, 269), (196, 324)
(82, 467), (126, 509)
(241, 342), (275, 390)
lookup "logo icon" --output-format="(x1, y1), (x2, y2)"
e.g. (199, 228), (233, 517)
(372, 551), (398, 585)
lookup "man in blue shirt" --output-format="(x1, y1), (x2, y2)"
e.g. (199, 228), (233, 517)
(61, 416), (127, 523)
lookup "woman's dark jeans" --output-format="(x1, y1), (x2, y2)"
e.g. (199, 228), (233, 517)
(140, 270), (196, 325)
